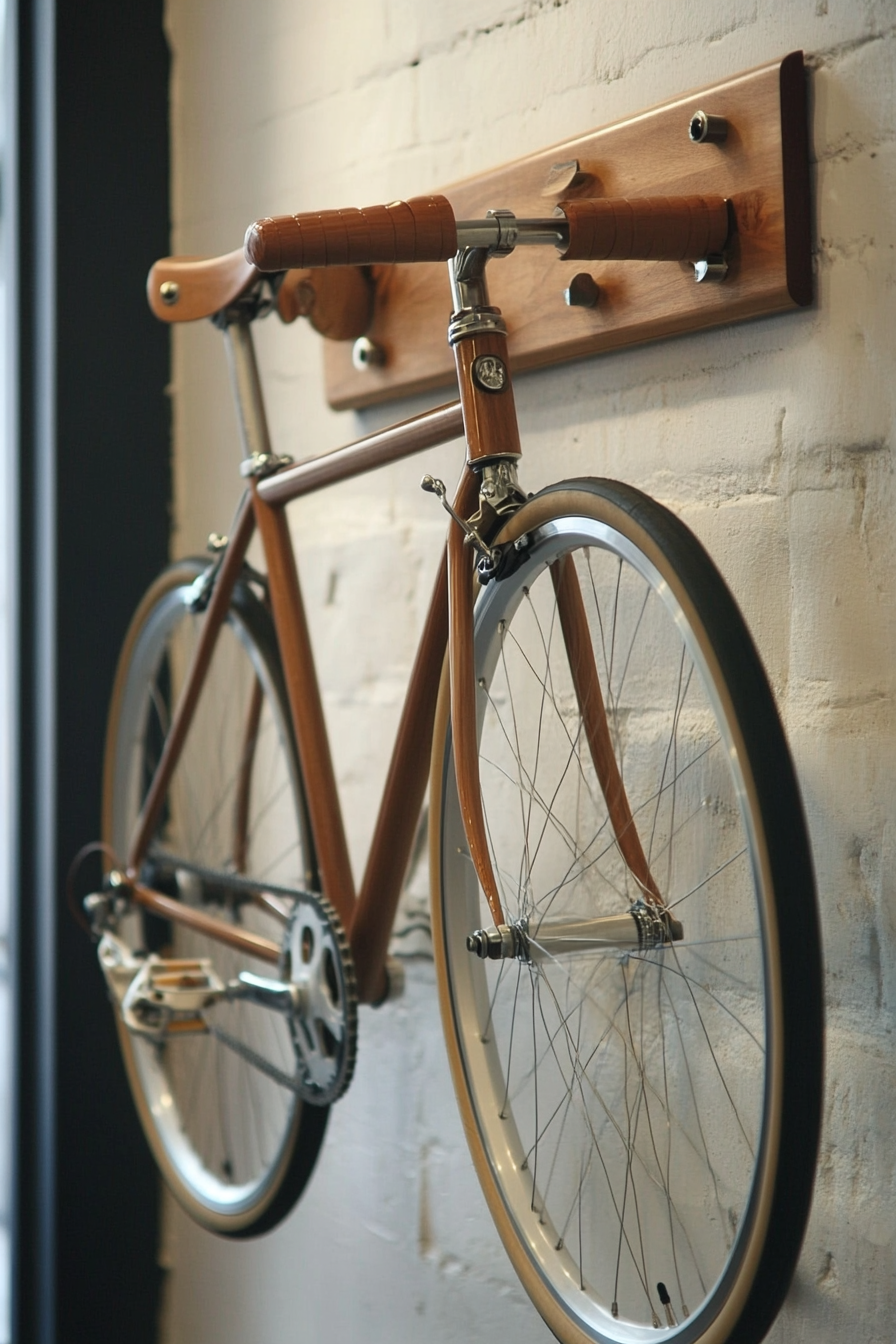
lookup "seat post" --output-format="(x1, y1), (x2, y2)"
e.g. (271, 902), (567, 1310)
(222, 320), (273, 469)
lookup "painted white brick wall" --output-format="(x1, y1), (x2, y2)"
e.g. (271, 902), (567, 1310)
(157, 2), (896, 1340)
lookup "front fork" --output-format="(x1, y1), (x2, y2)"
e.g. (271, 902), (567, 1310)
(444, 241), (666, 938)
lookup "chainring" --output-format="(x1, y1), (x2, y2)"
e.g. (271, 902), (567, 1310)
(112, 854), (359, 1107)
(284, 890), (358, 1106)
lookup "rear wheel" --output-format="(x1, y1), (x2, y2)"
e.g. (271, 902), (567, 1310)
(103, 558), (334, 1236)
(432, 480), (822, 1343)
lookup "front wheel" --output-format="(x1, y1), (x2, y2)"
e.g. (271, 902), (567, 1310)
(431, 480), (822, 1344)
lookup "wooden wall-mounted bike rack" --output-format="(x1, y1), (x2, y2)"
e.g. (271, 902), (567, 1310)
(323, 52), (810, 411)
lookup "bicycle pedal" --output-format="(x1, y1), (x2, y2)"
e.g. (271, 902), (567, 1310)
(98, 936), (226, 1038)
(142, 958), (224, 1003)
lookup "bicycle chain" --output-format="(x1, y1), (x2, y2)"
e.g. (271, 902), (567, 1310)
(208, 1021), (305, 1094)
(141, 854), (359, 1107)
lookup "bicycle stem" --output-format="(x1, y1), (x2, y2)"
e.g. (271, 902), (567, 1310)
(454, 215), (567, 254)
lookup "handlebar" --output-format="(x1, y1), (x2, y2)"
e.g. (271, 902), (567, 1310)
(244, 193), (730, 272)
(244, 196), (458, 271)
(560, 195), (729, 262)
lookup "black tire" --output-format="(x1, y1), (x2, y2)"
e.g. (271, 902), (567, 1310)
(103, 558), (328, 1236)
(431, 480), (822, 1343)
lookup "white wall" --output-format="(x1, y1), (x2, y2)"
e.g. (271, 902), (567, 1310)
(157, 2), (896, 1341)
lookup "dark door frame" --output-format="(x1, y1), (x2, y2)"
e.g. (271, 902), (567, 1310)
(11, 2), (171, 1338)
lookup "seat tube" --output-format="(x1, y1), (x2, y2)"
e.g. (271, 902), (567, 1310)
(223, 317), (358, 928)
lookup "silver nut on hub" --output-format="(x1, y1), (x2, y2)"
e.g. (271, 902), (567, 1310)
(466, 924), (519, 960)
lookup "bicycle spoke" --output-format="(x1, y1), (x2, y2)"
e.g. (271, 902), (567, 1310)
(435, 488), (805, 1340)
(105, 568), (326, 1232)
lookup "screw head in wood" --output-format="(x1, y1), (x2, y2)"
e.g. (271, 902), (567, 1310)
(688, 110), (728, 144)
(542, 158), (591, 196)
(352, 335), (386, 370)
(564, 273), (600, 309)
(694, 255), (728, 283)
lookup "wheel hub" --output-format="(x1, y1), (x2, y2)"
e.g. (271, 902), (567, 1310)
(466, 900), (683, 961)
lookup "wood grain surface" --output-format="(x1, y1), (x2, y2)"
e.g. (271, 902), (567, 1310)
(323, 52), (811, 410)
(146, 249), (259, 323)
(277, 265), (374, 339)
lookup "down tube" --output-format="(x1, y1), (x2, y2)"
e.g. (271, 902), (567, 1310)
(350, 466), (480, 1004)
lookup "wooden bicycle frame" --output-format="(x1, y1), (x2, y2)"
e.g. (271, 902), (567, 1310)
(124, 279), (660, 1005)
(123, 368), (485, 1003)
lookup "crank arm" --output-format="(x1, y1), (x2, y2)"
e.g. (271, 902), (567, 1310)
(227, 970), (303, 1013)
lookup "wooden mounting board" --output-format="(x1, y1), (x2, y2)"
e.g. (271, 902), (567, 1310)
(324, 52), (810, 411)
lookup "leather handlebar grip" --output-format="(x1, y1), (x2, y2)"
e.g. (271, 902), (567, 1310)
(245, 194), (458, 271)
(558, 195), (730, 262)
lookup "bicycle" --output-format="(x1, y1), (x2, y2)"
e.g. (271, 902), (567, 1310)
(83, 191), (823, 1344)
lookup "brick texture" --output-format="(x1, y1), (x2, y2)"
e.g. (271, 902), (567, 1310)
(159, 3), (896, 1340)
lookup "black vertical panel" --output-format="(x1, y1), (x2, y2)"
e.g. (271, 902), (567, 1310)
(10, 0), (54, 1338)
(14, 0), (171, 1339)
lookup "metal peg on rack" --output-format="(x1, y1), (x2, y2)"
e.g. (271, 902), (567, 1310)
(688, 110), (728, 144)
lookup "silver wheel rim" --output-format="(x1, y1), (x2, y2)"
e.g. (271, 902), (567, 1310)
(440, 513), (781, 1342)
(109, 574), (307, 1223)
